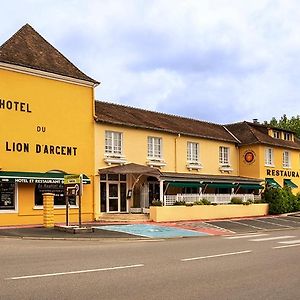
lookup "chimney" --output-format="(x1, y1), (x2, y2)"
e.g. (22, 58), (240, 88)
(253, 118), (259, 124)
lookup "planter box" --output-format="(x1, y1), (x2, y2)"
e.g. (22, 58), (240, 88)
(149, 204), (269, 222)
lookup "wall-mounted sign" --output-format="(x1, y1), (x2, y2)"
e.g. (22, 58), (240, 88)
(266, 169), (300, 178)
(243, 150), (256, 164)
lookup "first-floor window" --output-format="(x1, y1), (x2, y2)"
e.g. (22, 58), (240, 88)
(219, 146), (229, 165)
(148, 136), (162, 159)
(283, 150), (291, 168)
(265, 147), (274, 166)
(35, 183), (76, 206)
(0, 182), (16, 210)
(187, 142), (199, 162)
(105, 131), (123, 156)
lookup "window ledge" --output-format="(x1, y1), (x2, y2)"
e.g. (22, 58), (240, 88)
(0, 210), (18, 214)
(219, 165), (233, 173)
(187, 163), (203, 171)
(265, 164), (275, 168)
(104, 156), (127, 165)
(283, 166), (291, 169)
(33, 205), (79, 210)
(147, 159), (166, 168)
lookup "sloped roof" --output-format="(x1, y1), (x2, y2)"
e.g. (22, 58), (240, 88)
(94, 101), (239, 143)
(0, 24), (98, 84)
(225, 122), (300, 150)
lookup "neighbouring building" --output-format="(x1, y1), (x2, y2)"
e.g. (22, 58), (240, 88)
(0, 24), (298, 226)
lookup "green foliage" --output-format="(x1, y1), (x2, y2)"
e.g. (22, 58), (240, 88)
(173, 200), (186, 206)
(185, 202), (194, 207)
(265, 114), (300, 138)
(151, 200), (162, 206)
(244, 199), (253, 205)
(201, 199), (211, 205)
(262, 187), (300, 214)
(194, 200), (204, 205)
(230, 197), (243, 204)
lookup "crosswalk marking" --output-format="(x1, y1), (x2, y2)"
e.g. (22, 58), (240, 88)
(278, 239), (300, 244)
(224, 233), (268, 240)
(249, 235), (295, 242)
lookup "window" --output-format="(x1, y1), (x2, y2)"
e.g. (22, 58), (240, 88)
(219, 146), (229, 165)
(265, 148), (274, 166)
(148, 137), (162, 159)
(273, 131), (281, 139)
(283, 132), (292, 141)
(105, 131), (123, 156)
(187, 142), (199, 162)
(283, 150), (291, 168)
(0, 182), (16, 211)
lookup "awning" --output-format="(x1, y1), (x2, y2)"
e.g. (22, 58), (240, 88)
(266, 178), (281, 188)
(284, 179), (298, 189)
(238, 183), (263, 190)
(99, 163), (161, 178)
(206, 183), (235, 189)
(0, 171), (91, 184)
(167, 182), (203, 188)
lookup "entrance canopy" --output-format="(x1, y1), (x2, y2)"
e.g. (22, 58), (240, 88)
(0, 171), (91, 184)
(99, 163), (162, 178)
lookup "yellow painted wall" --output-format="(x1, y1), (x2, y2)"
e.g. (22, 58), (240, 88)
(95, 123), (239, 175)
(150, 204), (269, 222)
(0, 68), (95, 226)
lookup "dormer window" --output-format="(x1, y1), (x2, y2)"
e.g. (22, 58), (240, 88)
(283, 132), (292, 141)
(273, 131), (281, 139)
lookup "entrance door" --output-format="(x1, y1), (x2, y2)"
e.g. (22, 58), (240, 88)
(108, 183), (119, 212)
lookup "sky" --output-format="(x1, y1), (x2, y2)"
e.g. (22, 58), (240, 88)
(1, 0), (300, 124)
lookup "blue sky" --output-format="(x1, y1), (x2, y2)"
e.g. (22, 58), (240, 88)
(1, 0), (300, 124)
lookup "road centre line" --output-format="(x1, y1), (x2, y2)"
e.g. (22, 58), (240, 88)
(181, 250), (252, 262)
(278, 239), (300, 244)
(273, 244), (300, 249)
(224, 233), (268, 239)
(249, 236), (295, 242)
(5, 264), (144, 280)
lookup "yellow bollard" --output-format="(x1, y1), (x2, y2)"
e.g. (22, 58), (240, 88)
(43, 193), (55, 228)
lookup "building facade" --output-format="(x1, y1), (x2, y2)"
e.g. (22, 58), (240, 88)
(1, 24), (299, 226)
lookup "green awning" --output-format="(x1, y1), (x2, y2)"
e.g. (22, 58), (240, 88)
(0, 171), (91, 184)
(238, 184), (263, 190)
(167, 182), (203, 188)
(266, 178), (281, 188)
(284, 179), (298, 189)
(206, 183), (235, 189)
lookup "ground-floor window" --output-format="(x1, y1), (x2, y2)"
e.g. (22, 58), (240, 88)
(35, 183), (76, 207)
(0, 182), (16, 211)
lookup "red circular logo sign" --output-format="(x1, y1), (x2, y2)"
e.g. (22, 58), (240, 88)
(244, 150), (256, 164)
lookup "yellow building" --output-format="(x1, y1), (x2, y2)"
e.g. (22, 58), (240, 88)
(1, 24), (298, 226)
(0, 24), (98, 226)
(226, 121), (300, 194)
(94, 101), (262, 218)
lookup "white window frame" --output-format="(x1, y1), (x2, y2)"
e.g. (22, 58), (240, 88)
(147, 136), (163, 160)
(265, 147), (274, 167)
(219, 146), (230, 165)
(283, 132), (292, 141)
(283, 150), (291, 168)
(0, 182), (18, 213)
(273, 131), (281, 139)
(187, 142), (199, 163)
(105, 131), (123, 157)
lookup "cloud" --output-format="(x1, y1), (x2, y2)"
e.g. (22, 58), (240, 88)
(2, 0), (300, 124)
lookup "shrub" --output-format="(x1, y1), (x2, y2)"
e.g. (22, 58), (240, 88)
(194, 200), (204, 205)
(151, 200), (162, 206)
(263, 187), (300, 214)
(185, 202), (194, 207)
(230, 197), (243, 204)
(201, 199), (211, 205)
(173, 200), (186, 206)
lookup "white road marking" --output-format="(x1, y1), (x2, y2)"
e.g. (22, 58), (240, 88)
(5, 264), (144, 280)
(224, 233), (268, 239)
(278, 239), (300, 244)
(273, 244), (300, 249)
(181, 250), (252, 261)
(254, 219), (292, 228)
(249, 235), (295, 242)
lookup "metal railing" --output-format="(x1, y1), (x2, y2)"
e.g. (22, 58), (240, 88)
(164, 193), (258, 206)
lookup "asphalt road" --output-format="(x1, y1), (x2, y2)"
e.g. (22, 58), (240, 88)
(1, 228), (300, 300)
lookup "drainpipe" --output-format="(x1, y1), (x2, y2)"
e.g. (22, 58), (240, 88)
(175, 134), (180, 172)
